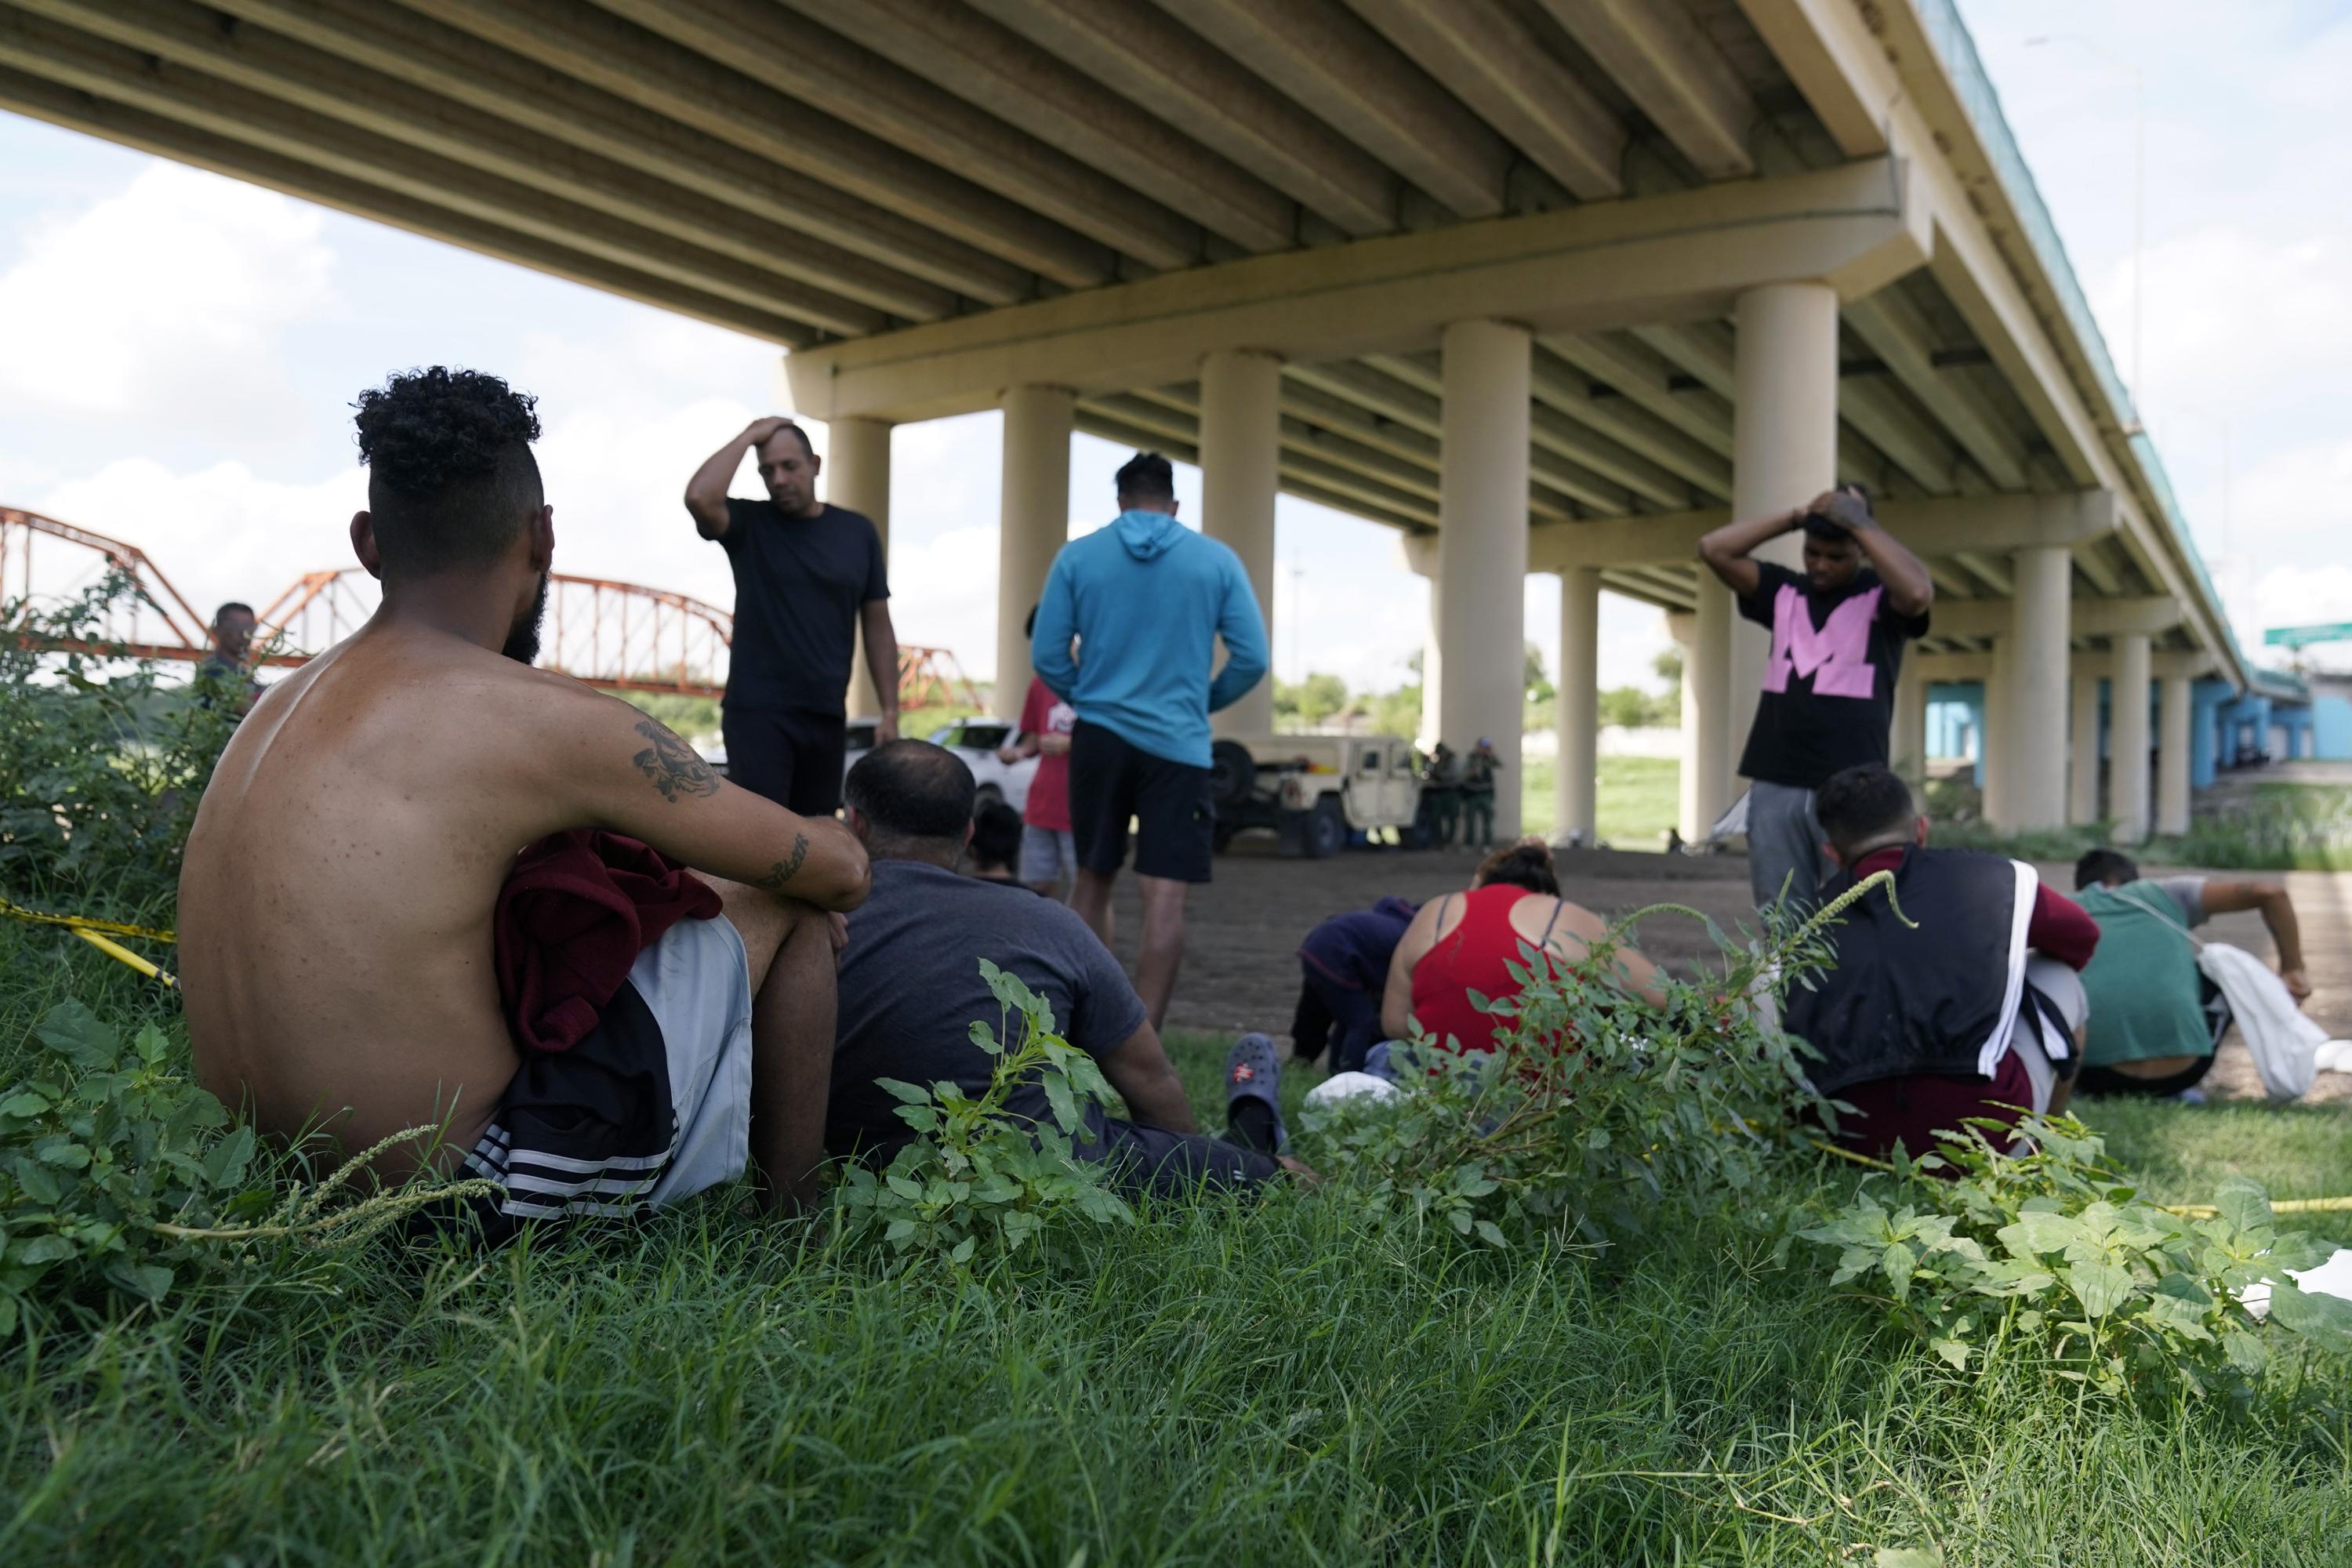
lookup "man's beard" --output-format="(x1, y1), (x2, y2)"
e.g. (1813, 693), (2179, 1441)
(502, 572), (550, 665)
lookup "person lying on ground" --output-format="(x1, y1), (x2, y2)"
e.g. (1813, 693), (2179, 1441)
(1378, 840), (1666, 1065)
(1293, 896), (1418, 1075)
(1784, 765), (2100, 1159)
(967, 799), (1032, 890)
(1696, 485), (1932, 916)
(2071, 848), (2310, 1099)
(179, 367), (869, 1237)
(828, 740), (1308, 1196)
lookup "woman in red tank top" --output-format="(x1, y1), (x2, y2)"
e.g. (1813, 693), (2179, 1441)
(1380, 840), (1664, 1060)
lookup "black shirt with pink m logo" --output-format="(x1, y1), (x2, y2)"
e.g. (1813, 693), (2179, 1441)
(1736, 563), (1930, 790)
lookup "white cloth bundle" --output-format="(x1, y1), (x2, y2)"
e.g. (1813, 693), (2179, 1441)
(2194, 942), (2347, 1102)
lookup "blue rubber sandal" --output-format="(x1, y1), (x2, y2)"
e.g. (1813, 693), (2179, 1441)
(1224, 1032), (1288, 1156)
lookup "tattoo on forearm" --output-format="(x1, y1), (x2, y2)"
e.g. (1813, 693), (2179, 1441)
(757, 833), (811, 891)
(631, 720), (720, 802)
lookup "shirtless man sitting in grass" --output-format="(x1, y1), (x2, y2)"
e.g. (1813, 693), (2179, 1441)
(178, 367), (869, 1230)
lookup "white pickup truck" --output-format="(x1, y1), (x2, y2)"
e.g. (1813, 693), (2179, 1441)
(1209, 733), (1427, 857)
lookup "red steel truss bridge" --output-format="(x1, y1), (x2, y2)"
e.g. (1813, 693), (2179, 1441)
(4, 506), (979, 707)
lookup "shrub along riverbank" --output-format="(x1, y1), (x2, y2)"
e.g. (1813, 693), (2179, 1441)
(8, 902), (2352, 1563)
(4, 591), (2350, 1563)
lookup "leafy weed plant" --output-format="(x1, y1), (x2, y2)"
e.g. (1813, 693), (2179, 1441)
(833, 960), (1135, 1264)
(1802, 1114), (2352, 1399)
(1298, 891), (1842, 1250)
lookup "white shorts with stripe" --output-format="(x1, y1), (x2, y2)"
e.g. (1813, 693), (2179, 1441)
(463, 913), (755, 1226)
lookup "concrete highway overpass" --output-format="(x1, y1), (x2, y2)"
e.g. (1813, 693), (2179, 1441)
(0, 0), (2256, 843)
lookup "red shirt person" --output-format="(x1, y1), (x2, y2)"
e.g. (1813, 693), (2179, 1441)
(997, 608), (1080, 898)
(1381, 840), (1665, 1062)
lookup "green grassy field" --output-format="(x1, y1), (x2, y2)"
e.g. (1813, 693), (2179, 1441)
(6, 910), (2350, 1564)
(1523, 755), (1681, 848)
(1930, 779), (2352, 871)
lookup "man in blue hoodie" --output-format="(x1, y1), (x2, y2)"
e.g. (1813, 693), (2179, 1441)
(1032, 452), (1269, 1032)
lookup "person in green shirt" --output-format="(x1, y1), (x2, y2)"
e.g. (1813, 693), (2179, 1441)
(2071, 849), (2311, 1098)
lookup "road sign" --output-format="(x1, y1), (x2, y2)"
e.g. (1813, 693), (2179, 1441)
(2263, 622), (2352, 649)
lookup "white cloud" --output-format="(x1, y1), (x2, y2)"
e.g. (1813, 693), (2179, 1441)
(886, 523), (1002, 671)
(532, 391), (765, 612)
(0, 162), (332, 425)
(2101, 229), (2352, 414)
(2249, 564), (2352, 676)
(2225, 436), (2352, 561)
(31, 456), (361, 637)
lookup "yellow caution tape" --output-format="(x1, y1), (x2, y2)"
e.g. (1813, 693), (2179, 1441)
(2, 895), (179, 989)
(71, 927), (177, 990)
(0, 895), (176, 944)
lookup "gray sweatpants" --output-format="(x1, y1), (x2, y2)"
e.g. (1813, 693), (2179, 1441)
(1747, 779), (1828, 917)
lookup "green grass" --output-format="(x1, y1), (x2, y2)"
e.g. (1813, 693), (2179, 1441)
(1523, 755), (1680, 848)
(1929, 779), (2352, 871)
(6, 908), (2351, 1564)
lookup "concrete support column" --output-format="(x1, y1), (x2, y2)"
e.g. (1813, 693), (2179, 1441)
(2068, 670), (2103, 826)
(1555, 565), (1600, 844)
(2157, 674), (2194, 837)
(1983, 637), (2012, 826)
(2109, 632), (2153, 844)
(829, 417), (893, 717)
(1689, 578), (1736, 837)
(1727, 283), (1841, 789)
(1666, 612), (1704, 840)
(1437, 318), (1532, 840)
(1419, 586), (1443, 749)
(1200, 349), (1282, 737)
(2191, 681), (2226, 789)
(1891, 659), (1927, 789)
(996, 386), (1073, 720)
(2007, 547), (2072, 830)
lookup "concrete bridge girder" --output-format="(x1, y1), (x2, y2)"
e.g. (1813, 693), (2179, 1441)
(782, 158), (1934, 423)
(0, 0), (2252, 852)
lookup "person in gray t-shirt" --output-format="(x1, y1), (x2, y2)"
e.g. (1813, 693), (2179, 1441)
(829, 740), (1288, 1196)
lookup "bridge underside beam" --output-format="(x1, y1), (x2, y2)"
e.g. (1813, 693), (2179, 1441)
(1527, 490), (2119, 570)
(786, 158), (1932, 422)
(0, 63), (826, 347)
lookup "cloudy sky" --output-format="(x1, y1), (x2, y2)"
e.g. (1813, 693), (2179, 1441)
(2, 0), (2346, 692)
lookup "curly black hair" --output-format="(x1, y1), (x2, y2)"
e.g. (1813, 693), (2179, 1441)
(351, 366), (543, 578)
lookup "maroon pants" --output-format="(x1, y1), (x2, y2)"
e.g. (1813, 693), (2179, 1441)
(1828, 1047), (2034, 1160)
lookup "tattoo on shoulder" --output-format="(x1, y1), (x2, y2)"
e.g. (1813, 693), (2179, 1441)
(757, 833), (811, 891)
(631, 720), (720, 802)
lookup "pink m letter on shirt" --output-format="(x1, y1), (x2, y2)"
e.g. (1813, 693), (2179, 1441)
(1761, 583), (1881, 698)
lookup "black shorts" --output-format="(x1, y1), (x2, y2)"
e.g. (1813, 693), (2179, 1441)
(1068, 720), (1215, 883)
(419, 916), (755, 1249)
(721, 706), (847, 815)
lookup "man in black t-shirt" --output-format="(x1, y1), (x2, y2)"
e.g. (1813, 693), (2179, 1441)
(685, 416), (898, 815)
(1697, 485), (1933, 914)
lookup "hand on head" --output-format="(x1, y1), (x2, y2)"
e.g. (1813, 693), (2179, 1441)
(1802, 486), (1874, 535)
